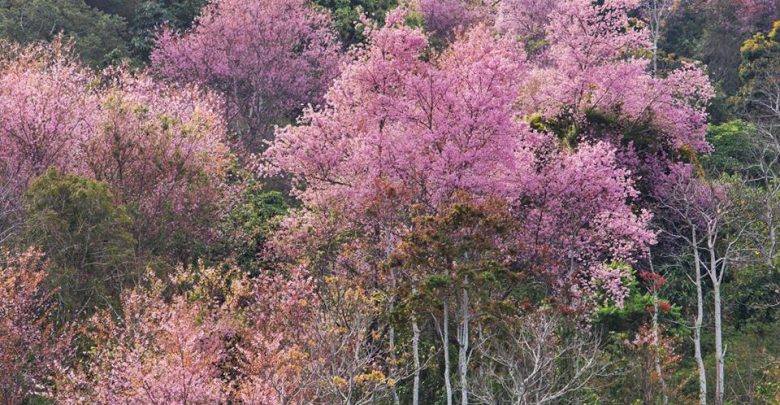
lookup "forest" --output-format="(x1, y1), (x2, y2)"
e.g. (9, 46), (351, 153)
(0, 0), (778, 404)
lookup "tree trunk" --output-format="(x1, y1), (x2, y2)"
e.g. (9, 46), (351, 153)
(713, 280), (725, 405)
(412, 314), (421, 405)
(458, 279), (470, 405)
(709, 234), (725, 405)
(693, 228), (708, 405)
(766, 196), (776, 265)
(443, 300), (453, 405)
(389, 325), (400, 405)
(652, 0), (659, 76)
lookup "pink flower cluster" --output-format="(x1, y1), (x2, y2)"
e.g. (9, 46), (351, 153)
(265, 11), (658, 307)
(152, 0), (343, 145)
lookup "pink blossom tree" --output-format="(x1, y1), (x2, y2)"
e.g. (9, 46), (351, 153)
(235, 266), (318, 404)
(151, 0), (343, 148)
(495, 0), (559, 47)
(84, 71), (235, 262)
(516, 0), (714, 154)
(0, 40), (99, 217)
(55, 261), (394, 404)
(0, 41), (237, 264)
(238, 273), (398, 405)
(0, 249), (70, 405)
(266, 11), (653, 297)
(266, 11), (655, 402)
(416, 0), (490, 39)
(55, 271), (230, 404)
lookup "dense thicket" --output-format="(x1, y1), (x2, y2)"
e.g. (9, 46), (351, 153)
(0, 0), (779, 404)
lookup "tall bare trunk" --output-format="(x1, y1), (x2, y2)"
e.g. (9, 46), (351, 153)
(389, 325), (400, 405)
(766, 195), (776, 266)
(648, 252), (669, 405)
(693, 228), (708, 405)
(712, 281), (725, 405)
(441, 300), (454, 405)
(707, 228), (728, 405)
(412, 313), (421, 405)
(457, 278), (470, 405)
(708, 235), (725, 405)
(651, 0), (660, 76)
(388, 263), (400, 405)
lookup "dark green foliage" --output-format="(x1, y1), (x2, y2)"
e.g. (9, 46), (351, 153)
(85, 0), (142, 18)
(696, 0), (744, 95)
(715, 321), (780, 403)
(24, 169), (137, 320)
(658, 4), (705, 63)
(124, 0), (206, 61)
(0, 0), (128, 67)
(0, 0), (205, 66)
(739, 21), (780, 116)
(659, 2), (776, 123)
(726, 263), (780, 327)
(702, 120), (756, 176)
(224, 181), (289, 273)
(314, 0), (396, 45)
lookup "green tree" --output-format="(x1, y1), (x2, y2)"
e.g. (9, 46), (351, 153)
(740, 20), (780, 116)
(703, 120), (757, 177)
(225, 183), (289, 273)
(24, 169), (136, 320)
(314, 0), (397, 45)
(123, 0), (206, 61)
(0, 0), (127, 66)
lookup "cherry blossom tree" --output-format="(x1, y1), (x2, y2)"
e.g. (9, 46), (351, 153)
(266, 10), (655, 402)
(84, 71), (235, 263)
(151, 0), (343, 148)
(55, 273), (229, 404)
(391, 0), (715, 190)
(0, 40), (98, 216)
(493, 0), (715, 208)
(494, 0), (559, 50)
(235, 266), (318, 404)
(0, 40), (237, 264)
(54, 259), (397, 404)
(0, 249), (70, 405)
(416, 0), (489, 39)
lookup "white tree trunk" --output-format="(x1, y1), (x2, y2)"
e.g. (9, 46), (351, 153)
(708, 232), (725, 405)
(443, 300), (453, 405)
(458, 279), (470, 405)
(389, 325), (400, 405)
(651, 0), (660, 76)
(412, 314), (421, 405)
(712, 280), (725, 405)
(693, 228), (708, 405)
